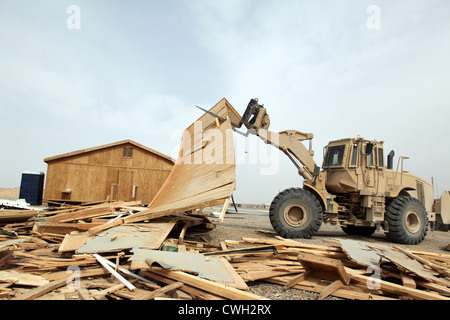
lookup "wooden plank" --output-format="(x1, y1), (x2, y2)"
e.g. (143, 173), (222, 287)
(217, 198), (230, 224)
(0, 270), (49, 287)
(285, 270), (313, 289)
(133, 282), (184, 300)
(297, 252), (350, 285)
(318, 279), (344, 300)
(218, 256), (248, 290)
(11, 278), (67, 300)
(0, 251), (13, 268)
(93, 254), (136, 291)
(142, 271), (223, 300)
(58, 232), (95, 252)
(346, 267), (450, 300)
(43, 267), (109, 281)
(78, 288), (95, 300)
(147, 268), (266, 300)
(266, 276), (393, 300)
(393, 245), (450, 278)
(32, 222), (79, 235)
(93, 280), (138, 300)
(400, 272), (417, 289)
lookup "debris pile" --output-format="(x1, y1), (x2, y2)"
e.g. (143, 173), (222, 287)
(1, 203), (449, 300)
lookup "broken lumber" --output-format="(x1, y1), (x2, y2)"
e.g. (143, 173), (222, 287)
(133, 281), (184, 300)
(147, 268), (266, 300)
(346, 267), (449, 300)
(297, 252), (350, 285)
(11, 278), (67, 300)
(93, 254), (136, 291)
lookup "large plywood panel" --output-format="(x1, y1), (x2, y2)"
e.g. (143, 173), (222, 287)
(115, 98), (240, 225)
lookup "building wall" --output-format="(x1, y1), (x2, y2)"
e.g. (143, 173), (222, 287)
(43, 143), (173, 204)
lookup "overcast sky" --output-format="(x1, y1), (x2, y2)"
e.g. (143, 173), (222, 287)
(1, 0), (449, 204)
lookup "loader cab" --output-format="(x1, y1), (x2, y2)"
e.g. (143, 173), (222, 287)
(323, 137), (385, 194)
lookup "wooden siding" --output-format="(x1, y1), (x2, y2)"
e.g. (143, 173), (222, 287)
(43, 141), (173, 204)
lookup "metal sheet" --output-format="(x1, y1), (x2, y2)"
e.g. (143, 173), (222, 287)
(129, 247), (234, 283)
(76, 221), (176, 253)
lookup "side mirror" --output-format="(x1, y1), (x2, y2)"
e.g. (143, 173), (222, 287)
(365, 143), (373, 155)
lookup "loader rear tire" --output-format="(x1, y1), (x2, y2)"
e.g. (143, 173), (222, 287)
(269, 188), (323, 239)
(384, 196), (428, 245)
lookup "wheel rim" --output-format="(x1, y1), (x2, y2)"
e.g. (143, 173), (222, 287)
(404, 209), (421, 234)
(284, 203), (308, 227)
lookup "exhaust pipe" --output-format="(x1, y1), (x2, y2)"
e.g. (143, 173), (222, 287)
(387, 150), (395, 170)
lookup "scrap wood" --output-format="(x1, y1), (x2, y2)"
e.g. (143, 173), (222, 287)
(346, 267), (449, 300)
(58, 232), (95, 253)
(93, 254), (136, 291)
(265, 275), (394, 300)
(318, 279), (345, 300)
(147, 268), (267, 300)
(10, 278), (68, 300)
(297, 252), (350, 285)
(43, 201), (142, 223)
(93, 279), (139, 300)
(393, 245), (450, 278)
(224, 237), (450, 300)
(141, 270), (222, 300)
(130, 248), (248, 290)
(0, 210), (38, 225)
(205, 244), (283, 257)
(378, 252), (450, 288)
(0, 269), (50, 287)
(78, 221), (177, 254)
(133, 281), (184, 300)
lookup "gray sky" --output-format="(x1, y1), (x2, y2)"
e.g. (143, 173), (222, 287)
(1, 0), (449, 204)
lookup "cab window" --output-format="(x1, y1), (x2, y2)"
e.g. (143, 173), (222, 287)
(378, 148), (384, 167)
(366, 143), (374, 166)
(350, 145), (358, 167)
(325, 145), (346, 167)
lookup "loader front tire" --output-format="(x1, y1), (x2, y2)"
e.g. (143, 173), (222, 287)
(384, 196), (428, 245)
(269, 188), (323, 239)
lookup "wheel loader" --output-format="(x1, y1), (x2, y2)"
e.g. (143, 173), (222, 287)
(217, 98), (450, 245)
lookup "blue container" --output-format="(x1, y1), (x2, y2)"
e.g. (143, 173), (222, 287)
(19, 172), (45, 205)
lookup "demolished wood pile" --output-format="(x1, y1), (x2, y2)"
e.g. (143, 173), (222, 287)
(1, 208), (449, 301)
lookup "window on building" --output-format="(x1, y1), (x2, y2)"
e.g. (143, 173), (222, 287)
(123, 147), (133, 158)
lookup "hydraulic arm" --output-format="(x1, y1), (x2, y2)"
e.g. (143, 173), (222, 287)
(236, 99), (318, 181)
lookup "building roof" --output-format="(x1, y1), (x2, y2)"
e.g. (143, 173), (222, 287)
(44, 139), (175, 164)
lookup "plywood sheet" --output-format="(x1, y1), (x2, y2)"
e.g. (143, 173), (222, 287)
(130, 248), (235, 282)
(146, 98), (238, 214)
(77, 221), (176, 253)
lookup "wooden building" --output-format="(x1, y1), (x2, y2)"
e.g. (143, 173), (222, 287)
(43, 140), (174, 204)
